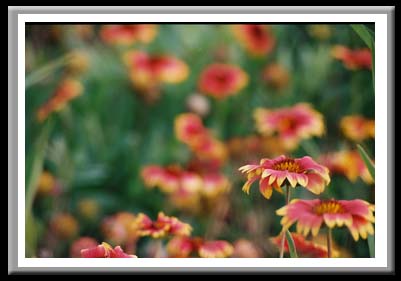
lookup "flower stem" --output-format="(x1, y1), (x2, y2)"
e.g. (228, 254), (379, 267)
(279, 185), (291, 258)
(327, 228), (333, 258)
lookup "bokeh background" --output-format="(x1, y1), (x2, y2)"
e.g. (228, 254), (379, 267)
(25, 24), (375, 258)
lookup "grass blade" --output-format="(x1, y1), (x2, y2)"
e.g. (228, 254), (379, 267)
(357, 144), (375, 181)
(367, 234), (375, 258)
(285, 230), (298, 258)
(350, 24), (374, 50)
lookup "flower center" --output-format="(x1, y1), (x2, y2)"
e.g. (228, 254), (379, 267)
(313, 200), (344, 215)
(273, 159), (301, 173)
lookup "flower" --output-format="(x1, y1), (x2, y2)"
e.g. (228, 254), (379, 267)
(100, 24), (157, 45)
(167, 236), (233, 258)
(340, 115), (375, 142)
(254, 103), (325, 150)
(308, 25), (332, 40)
(271, 232), (333, 258)
(232, 25), (275, 56)
(102, 212), (139, 244)
(135, 212), (192, 238)
(319, 150), (373, 184)
(186, 93), (211, 117)
(37, 78), (83, 122)
(77, 198), (100, 220)
(36, 171), (57, 195)
(239, 155), (330, 199)
(70, 237), (98, 258)
(198, 63), (248, 99)
(50, 213), (79, 239)
(232, 239), (262, 258)
(81, 242), (137, 258)
(276, 199), (375, 241)
(331, 45), (372, 70)
(66, 50), (90, 75)
(262, 63), (290, 90)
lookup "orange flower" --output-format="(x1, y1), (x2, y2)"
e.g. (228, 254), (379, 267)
(167, 236), (233, 258)
(36, 171), (57, 195)
(232, 25), (275, 56)
(70, 237), (98, 258)
(276, 199), (375, 241)
(81, 242), (137, 258)
(77, 198), (99, 220)
(36, 78), (83, 122)
(101, 212), (139, 244)
(254, 103), (325, 150)
(340, 115), (375, 142)
(308, 25), (332, 40)
(100, 24), (157, 45)
(262, 63), (290, 90)
(331, 45), (372, 70)
(320, 150), (373, 184)
(50, 213), (78, 239)
(66, 50), (90, 75)
(198, 63), (248, 99)
(135, 212), (192, 239)
(239, 155), (330, 199)
(232, 239), (262, 258)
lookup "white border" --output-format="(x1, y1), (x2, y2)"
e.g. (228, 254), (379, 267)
(18, 13), (388, 268)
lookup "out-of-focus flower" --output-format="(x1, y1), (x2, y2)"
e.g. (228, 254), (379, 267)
(308, 25), (332, 40)
(312, 233), (352, 258)
(102, 212), (138, 245)
(340, 115), (375, 142)
(37, 171), (57, 195)
(232, 239), (262, 258)
(100, 24), (157, 45)
(70, 237), (98, 258)
(81, 242), (137, 258)
(276, 199), (375, 241)
(254, 103), (325, 150)
(331, 45), (372, 70)
(198, 63), (248, 99)
(186, 93), (211, 117)
(167, 236), (233, 258)
(271, 232), (332, 258)
(239, 155), (330, 199)
(123, 50), (189, 101)
(77, 198), (100, 220)
(66, 50), (90, 75)
(73, 25), (94, 40)
(262, 63), (290, 90)
(232, 24), (275, 57)
(134, 212), (192, 239)
(320, 150), (373, 184)
(50, 213), (79, 239)
(36, 78), (83, 122)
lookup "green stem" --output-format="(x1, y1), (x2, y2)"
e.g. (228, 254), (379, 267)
(279, 185), (291, 258)
(327, 228), (333, 258)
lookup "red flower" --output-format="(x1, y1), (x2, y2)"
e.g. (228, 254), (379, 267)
(81, 242), (137, 258)
(331, 45), (372, 70)
(198, 63), (248, 99)
(232, 25), (275, 56)
(100, 24), (157, 45)
(239, 155), (330, 199)
(167, 236), (233, 258)
(262, 63), (290, 90)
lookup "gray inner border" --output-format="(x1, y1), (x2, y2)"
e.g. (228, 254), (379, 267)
(8, 6), (394, 274)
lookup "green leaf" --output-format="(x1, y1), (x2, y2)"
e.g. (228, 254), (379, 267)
(357, 144), (375, 181)
(350, 24), (374, 50)
(285, 230), (298, 258)
(367, 234), (375, 258)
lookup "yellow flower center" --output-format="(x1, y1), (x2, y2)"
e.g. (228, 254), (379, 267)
(274, 159), (301, 173)
(313, 200), (344, 215)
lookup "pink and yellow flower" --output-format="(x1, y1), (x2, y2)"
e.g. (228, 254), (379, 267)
(320, 150), (373, 184)
(276, 199), (375, 241)
(239, 155), (330, 199)
(101, 212), (139, 245)
(167, 236), (233, 258)
(81, 242), (137, 258)
(340, 115), (375, 142)
(37, 78), (83, 122)
(100, 24), (157, 45)
(232, 25), (275, 57)
(70, 237), (98, 258)
(232, 239), (262, 258)
(331, 45), (372, 70)
(262, 63), (290, 90)
(254, 103), (325, 150)
(198, 63), (248, 99)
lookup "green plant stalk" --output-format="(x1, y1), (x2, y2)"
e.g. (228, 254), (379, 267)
(350, 24), (373, 50)
(357, 144), (375, 180)
(327, 228), (333, 258)
(279, 185), (291, 258)
(367, 234), (375, 258)
(285, 230), (298, 258)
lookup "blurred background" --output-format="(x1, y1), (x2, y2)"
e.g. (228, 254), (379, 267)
(25, 24), (375, 258)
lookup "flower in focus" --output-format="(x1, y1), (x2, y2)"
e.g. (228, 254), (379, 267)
(262, 63), (290, 91)
(331, 45), (372, 70)
(239, 155), (330, 199)
(308, 25), (332, 40)
(340, 115), (375, 142)
(320, 150), (373, 184)
(232, 239), (263, 258)
(232, 24), (275, 57)
(37, 78), (83, 122)
(276, 199), (375, 241)
(134, 212), (192, 239)
(50, 213), (79, 239)
(198, 63), (248, 99)
(167, 236), (233, 258)
(254, 103), (325, 150)
(100, 24), (157, 45)
(70, 237), (98, 258)
(81, 242), (137, 258)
